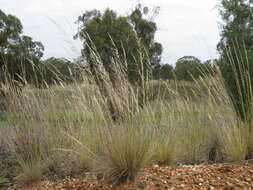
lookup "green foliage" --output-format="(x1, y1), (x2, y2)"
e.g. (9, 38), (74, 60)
(218, 0), (253, 120)
(153, 64), (175, 80)
(1, 67), (250, 186)
(0, 9), (44, 86)
(175, 56), (202, 81)
(74, 5), (162, 83)
(41, 57), (75, 85)
(174, 56), (217, 81)
(2, 3), (253, 186)
(217, 0), (252, 51)
(129, 4), (162, 67)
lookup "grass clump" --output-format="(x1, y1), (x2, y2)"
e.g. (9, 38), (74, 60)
(96, 125), (154, 185)
(152, 127), (175, 165)
(0, 41), (253, 186)
(219, 123), (247, 161)
(11, 129), (47, 184)
(67, 127), (102, 171)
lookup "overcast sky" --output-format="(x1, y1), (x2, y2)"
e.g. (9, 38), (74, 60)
(1, 0), (221, 65)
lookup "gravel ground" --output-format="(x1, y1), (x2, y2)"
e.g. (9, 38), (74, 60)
(5, 161), (253, 190)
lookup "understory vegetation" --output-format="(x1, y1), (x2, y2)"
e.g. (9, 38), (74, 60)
(0, 0), (253, 187)
(0, 46), (253, 186)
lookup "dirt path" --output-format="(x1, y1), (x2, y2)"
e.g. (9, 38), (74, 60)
(5, 161), (253, 190)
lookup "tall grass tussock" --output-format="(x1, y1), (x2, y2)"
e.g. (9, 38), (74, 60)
(0, 41), (252, 186)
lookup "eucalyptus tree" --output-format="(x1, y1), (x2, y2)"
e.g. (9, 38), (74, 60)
(74, 5), (162, 83)
(0, 9), (44, 86)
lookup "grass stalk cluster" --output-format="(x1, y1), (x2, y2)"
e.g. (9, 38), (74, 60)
(0, 43), (252, 186)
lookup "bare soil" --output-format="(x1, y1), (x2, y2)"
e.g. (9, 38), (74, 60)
(5, 161), (253, 190)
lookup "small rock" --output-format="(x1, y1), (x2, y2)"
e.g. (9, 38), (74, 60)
(180, 184), (185, 187)
(137, 182), (146, 189)
(245, 178), (251, 182)
(199, 178), (204, 182)
(152, 164), (159, 169)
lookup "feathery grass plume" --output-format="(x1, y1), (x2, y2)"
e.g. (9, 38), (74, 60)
(5, 92), (48, 184)
(220, 39), (253, 158)
(2, 33), (253, 187)
(75, 38), (158, 184)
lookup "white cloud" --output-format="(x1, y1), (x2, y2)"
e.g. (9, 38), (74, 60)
(1, 0), (220, 64)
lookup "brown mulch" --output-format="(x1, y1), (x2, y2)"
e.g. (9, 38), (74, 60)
(5, 162), (253, 190)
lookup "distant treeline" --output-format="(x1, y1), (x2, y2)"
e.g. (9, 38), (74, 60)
(0, 0), (252, 92)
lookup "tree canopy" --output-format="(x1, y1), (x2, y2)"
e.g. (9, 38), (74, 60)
(218, 0), (253, 120)
(153, 64), (175, 80)
(174, 56), (202, 81)
(0, 9), (44, 86)
(74, 5), (162, 83)
(41, 57), (74, 85)
(174, 56), (217, 81)
(217, 0), (253, 52)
